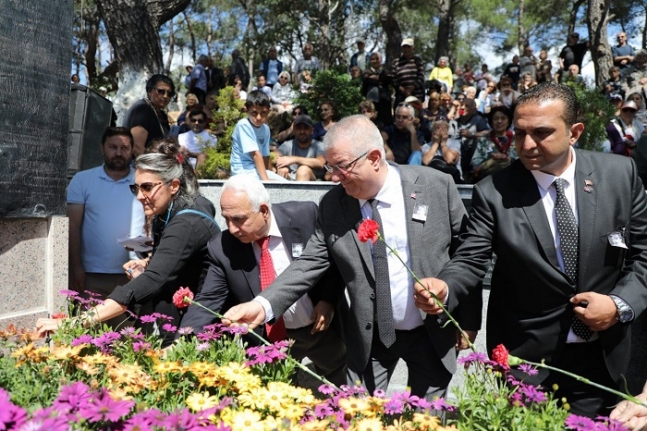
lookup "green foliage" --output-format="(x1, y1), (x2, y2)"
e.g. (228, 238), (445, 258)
(198, 86), (245, 179)
(293, 70), (365, 120)
(563, 82), (616, 152)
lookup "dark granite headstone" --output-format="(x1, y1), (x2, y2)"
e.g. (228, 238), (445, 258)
(0, 0), (73, 217)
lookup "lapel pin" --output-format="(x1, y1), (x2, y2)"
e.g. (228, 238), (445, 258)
(583, 186), (592, 193)
(411, 193), (417, 199)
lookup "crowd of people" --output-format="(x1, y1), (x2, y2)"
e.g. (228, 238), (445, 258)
(36, 34), (647, 430)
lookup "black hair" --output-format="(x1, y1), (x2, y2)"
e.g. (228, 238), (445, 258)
(145, 74), (175, 95)
(102, 126), (133, 147)
(245, 90), (271, 109)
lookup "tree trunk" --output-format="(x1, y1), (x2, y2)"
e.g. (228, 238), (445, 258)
(586, 0), (612, 88)
(517, 0), (525, 55)
(82, 6), (101, 85)
(568, 0), (585, 37)
(435, 0), (460, 64)
(95, 0), (190, 118)
(164, 16), (175, 74)
(379, 0), (402, 66)
(182, 11), (197, 61)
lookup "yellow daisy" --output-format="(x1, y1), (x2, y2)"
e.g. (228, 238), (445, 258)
(352, 417), (384, 431)
(338, 397), (372, 416)
(185, 391), (220, 412)
(108, 363), (145, 386)
(50, 345), (83, 361)
(229, 409), (264, 431)
(237, 388), (264, 410)
(153, 361), (182, 374)
(75, 361), (99, 376)
(297, 419), (331, 431)
(412, 412), (441, 430)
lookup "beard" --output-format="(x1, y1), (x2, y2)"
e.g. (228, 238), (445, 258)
(104, 156), (130, 171)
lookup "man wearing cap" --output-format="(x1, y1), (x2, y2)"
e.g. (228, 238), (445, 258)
(350, 39), (369, 72)
(391, 38), (425, 109)
(275, 115), (326, 181)
(607, 100), (645, 156)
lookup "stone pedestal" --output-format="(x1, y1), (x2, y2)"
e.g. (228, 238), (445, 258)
(0, 218), (68, 329)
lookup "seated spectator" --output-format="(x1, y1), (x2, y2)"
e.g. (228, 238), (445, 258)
(560, 64), (585, 86)
(313, 100), (337, 142)
(428, 56), (453, 93)
(477, 82), (499, 114)
(455, 98), (491, 182)
(349, 65), (362, 83)
(471, 106), (517, 181)
(359, 100), (385, 130)
(275, 115), (326, 181)
(536, 49), (553, 84)
(603, 66), (624, 99)
(627, 92), (647, 128)
(274, 105), (309, 144)
(607, 100), (645, 156)
(233, 75), (247, 100)
(464, 86), (477, 100)
(622, 50), (647, 98)
(423, 91), (447, 123)
(230, 90), (285, 181)
(271, 71), (296, 113)
(252, 74), (272, 99)
(503, 56), (521, 89)
(609, 93), (624, 116)
(422, 120), (462, 183)
(498, 76), (519, 110)
(381, 103), (424, 165)
(475, 64), (494, 91)
(362, 52), (393, 125)
(405, 95), (431, 143)
(440, 93), (459, 121)
(176, 93), (200, 126)
(518, 72), (537, 93)
(178, 109), (217, 172)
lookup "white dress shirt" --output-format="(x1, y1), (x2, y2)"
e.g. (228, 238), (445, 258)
(358, 165), (424, 330)
(252, 210), (314, 329)
(530, 149), (596, 342)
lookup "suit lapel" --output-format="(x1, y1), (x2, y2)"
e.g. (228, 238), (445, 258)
(574, 153), (597, 292)
(240, 244), (262, 296)
(400, 168), (426, 268)
(516, 164), (561, 270)
(275, 210), (302, 261)
(342, 193), (375, 278)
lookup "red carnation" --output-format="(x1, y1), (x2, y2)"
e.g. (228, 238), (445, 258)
(51, 312), (67, 319)
(358, 219), (380, 244)
(492, 344), (510, 368)
(172, 287), (194, 309)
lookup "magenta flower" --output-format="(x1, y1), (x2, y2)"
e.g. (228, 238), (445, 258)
(314, 402), (334, 418)
(139, 314), (157, 324)
(518, 363), (539, 376)
(0, 394), (27, 430)
(458, 351), (489, 366)
(373, 388), (386, 398)
(161, 323), (177, 333)
(123, 413), (153, 431)
(79, 388), (134, 423)
(593, 416), (631, 431)
(383, 398), (405, 415)
(429, 397), (456, 412)
(71, 334), (93, 346)
(565, 414), (597, 431)
(318, 384), (337, 395)
(519, 384), (547, 404)
(53, 382), (92, 410)
(132, 341), (151, 352)
(177, 326), (194, 335)
(196, 342), (210, 351)
(59, 289), (80, 298)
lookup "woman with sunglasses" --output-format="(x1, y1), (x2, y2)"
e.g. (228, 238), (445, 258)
(123, 74), (175, 157)
(36, 145), (220, 347)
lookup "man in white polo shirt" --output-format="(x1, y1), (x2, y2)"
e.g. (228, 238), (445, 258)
(67, 127), (146, 326)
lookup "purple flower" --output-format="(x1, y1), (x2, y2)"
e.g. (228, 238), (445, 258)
(519, 384), (547, 404)
(79, 388), (134, 423)
(458, 351), (489, 366)
(509, 392), (525, 407)
(565, 414), (597, 431)
(0, 397), (27, 430)
(518, 363), (539, 376)
(123, 413), (153, 431)
(71, 334), (93, 346)
(161, 324), (177, 333)
(196, 342), (210, 351)
(132, 341), (151, 352)
(373, 388), (386, 398)
(59, 289), (80, 298)
(224, 325), (249, 335)
(594, 416), (631, 431)
(53, 382), (92, 411)
(151, 312), (173, 321)
(314, 403), (334, 418)
(120, 327), (145, 340)
(383, 398), (405, 415)
(177, 326), (194, 335)
(429, 397), (456, 412)
(412, 396), (432, 411)
(139, 408), (166, 428)
(318, 384), (337, 396)
(139, 314), (157, 324)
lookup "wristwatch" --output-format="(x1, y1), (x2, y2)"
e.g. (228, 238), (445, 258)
(610, 295), (634, 323)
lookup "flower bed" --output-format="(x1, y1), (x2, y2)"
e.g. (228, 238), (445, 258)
(0, 290), (630, 430)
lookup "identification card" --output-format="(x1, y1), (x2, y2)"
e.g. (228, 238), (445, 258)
(412, 203), (428, 222)
(292, 243), (304, 258)
(608, 231), (628, 249)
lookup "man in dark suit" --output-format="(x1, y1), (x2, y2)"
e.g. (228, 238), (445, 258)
(224, 115), (481, 400)
(181, 175), (347, 386)
(415, 82), (647, 417)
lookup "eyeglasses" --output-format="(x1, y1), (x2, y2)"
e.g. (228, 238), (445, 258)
(129, 182), (166, 196)
(457, 97), (466, 101)
(190, 118), (205, 124)
(622, 108), (637, 113)
(154, 88), (174, 97)
(324, 151), (369, 174)
(293, 111), (301, 116)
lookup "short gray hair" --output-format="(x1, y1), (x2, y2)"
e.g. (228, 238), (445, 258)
(396, 103), (415, 119)
(278, 71), (291, 81)
(439, 56), (449, 63)
(221, 174), (271, 212)
(323, 115), (385, 161)
(134, 153), (196, 206)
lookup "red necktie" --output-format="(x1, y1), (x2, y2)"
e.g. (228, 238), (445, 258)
(256, 236), (286, 342)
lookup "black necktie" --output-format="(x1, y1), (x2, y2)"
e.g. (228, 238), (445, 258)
(369, 199), (396, 348)
(553, 179), (592, 341)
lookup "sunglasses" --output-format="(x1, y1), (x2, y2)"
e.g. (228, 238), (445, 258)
(190, 118), (205, 124)
(324, 151), (369, 174)
(154, 88), (174, 97)
(129, 181), (167, 196)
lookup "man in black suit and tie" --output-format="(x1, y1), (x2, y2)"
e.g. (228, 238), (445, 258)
(181, 174), (347, 386)
(415, 82), (647, 417)
(224, 115), (481, 400)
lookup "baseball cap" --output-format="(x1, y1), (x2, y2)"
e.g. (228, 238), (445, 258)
(401, 38), (414, 47)
(293, 114), (314, 127)
(622, 100), (638, 111)
(404, 96), (421, 106)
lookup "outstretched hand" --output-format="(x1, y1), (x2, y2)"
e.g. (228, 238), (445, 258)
(222, 301), (266, 330)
